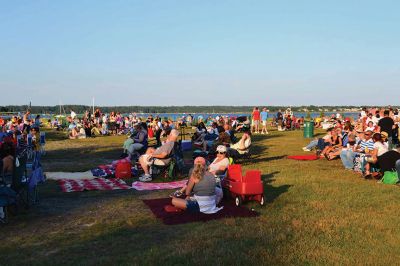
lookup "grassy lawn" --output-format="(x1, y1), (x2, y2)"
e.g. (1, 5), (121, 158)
(1, 128), (400, 265)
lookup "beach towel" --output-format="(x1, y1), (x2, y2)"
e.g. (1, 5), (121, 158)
(132, 179), (188, 191)
(59, 178), (131, 193)
(287, 155), (319, 161)
(45, 171), (95, 180)
(143, 198), (259, 225)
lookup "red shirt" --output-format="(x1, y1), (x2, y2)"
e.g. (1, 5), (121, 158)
(252, 110), (261, 120)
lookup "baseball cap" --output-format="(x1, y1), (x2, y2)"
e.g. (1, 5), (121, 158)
(216, 145), (227, 153)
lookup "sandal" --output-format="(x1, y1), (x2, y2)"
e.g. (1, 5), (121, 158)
(164, 205), (183, 213)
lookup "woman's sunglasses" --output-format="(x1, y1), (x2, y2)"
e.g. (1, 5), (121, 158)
(217, 152), (226, 155)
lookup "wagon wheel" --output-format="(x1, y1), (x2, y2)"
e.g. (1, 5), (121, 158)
(260, 195), (265, 206)
(235, 196), (242, 207)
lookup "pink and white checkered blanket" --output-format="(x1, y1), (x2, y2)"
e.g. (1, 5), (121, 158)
(132, 179), (188, 191)
(59, 178), (131, 193)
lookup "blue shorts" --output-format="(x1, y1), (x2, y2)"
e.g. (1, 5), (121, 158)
(186, 200), (200, 213)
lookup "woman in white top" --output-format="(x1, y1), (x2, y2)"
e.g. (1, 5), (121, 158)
(208, 145), (230, 175)
(364, 132), (389, 178)
(365, 121), (376, 133)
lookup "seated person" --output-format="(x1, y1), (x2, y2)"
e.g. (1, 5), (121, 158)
(123, 123), (148, 156)
(77, 126), (87, 139)
(69, 126), (79, 139)
(91, 123), (102, 136)
(192, 122), (207, 143)
(171, 146), (230, 198)
(1, 141), (14, 185)
(302, 127), (333, 152)
(138, 129), (179, 182)
(377, 148), (400, 174)
(208, 145), (230, 175)
(207, 130), (231, 153)
(364, 132), (389, 178)
(340, 130), (375, 170)
(171, 157), (223, 214)
(321, 128), (342, 160)
(230, 128), (252, 154)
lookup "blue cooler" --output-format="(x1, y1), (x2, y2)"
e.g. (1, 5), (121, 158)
(181, 140), (192, 151)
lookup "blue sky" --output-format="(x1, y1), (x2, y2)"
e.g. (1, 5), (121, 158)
(0, 0), (399, 106)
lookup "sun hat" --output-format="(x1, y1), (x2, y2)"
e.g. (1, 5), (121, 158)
(216, 145), (227, 153)
(194, 156), (206, 166)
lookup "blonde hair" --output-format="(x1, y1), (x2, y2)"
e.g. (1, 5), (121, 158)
(191, 163), (206, 181)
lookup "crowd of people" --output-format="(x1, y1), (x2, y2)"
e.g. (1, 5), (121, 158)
(58, 109), (246, 141)
(0, 110), (43, 151)
(302, 107), (400, 180)
(2, 106), (400, 216)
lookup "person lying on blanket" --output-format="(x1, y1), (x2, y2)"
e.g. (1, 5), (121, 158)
(138, 129), (179, 182)
(171, 157), (223, 214)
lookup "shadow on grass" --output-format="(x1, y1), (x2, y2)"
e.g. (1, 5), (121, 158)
(245, 155), (287, 165)
(265, 184), (291, 204)
(43, 129), (68, 141)
(261, 171), (291, 203)
(262, 171), (280, 184)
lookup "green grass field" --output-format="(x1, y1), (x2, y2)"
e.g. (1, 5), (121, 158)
(1, 128), (400, 265)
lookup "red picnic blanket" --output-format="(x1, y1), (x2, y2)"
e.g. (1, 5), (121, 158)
(59, 178), (131, 193)
(287, 155), (319, 161)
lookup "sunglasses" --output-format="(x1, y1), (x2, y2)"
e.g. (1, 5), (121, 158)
(217, 152), (226, 154)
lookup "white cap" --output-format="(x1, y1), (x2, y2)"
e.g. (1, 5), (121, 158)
(216, 145), (227, 153)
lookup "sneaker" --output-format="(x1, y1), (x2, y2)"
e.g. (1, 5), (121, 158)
(302, 147), (311, 152)
(169, 190), (183, 198)
(139, 174), (152, 182)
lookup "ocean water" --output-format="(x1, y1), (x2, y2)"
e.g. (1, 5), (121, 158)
(137, 112), (359, 121)
(0, 112), (359, 121)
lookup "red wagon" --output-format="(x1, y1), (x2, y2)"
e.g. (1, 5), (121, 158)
(222, 164), (265, 206)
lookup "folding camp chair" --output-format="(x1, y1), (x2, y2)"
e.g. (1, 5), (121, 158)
(0, 160), (17, 224)
(13, 150), (44, 209)
(150, 142), (179, 179)
(39, 132), (46, 155)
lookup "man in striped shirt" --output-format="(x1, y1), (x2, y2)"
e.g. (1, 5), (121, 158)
(340, 130), (375, 169)
(356, 130), (375, 153)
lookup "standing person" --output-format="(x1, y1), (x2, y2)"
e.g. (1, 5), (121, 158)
(70, 109), (77, 120)
(378, 110), (395, 148)
(276, 109), (283, 131)
(260, 108), (269, 135)
(252, 107), (261, 134)
(154, 118), (163, 147)
(23, 110), (31, 133)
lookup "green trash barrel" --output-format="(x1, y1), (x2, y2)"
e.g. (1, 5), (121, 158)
(303, 121), (314, 138)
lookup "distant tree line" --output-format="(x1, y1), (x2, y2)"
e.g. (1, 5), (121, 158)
(0, 105), (396, 114)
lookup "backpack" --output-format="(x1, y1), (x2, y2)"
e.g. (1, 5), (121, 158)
(115, 161), (132, 179)
(381, 171), (399, 185)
